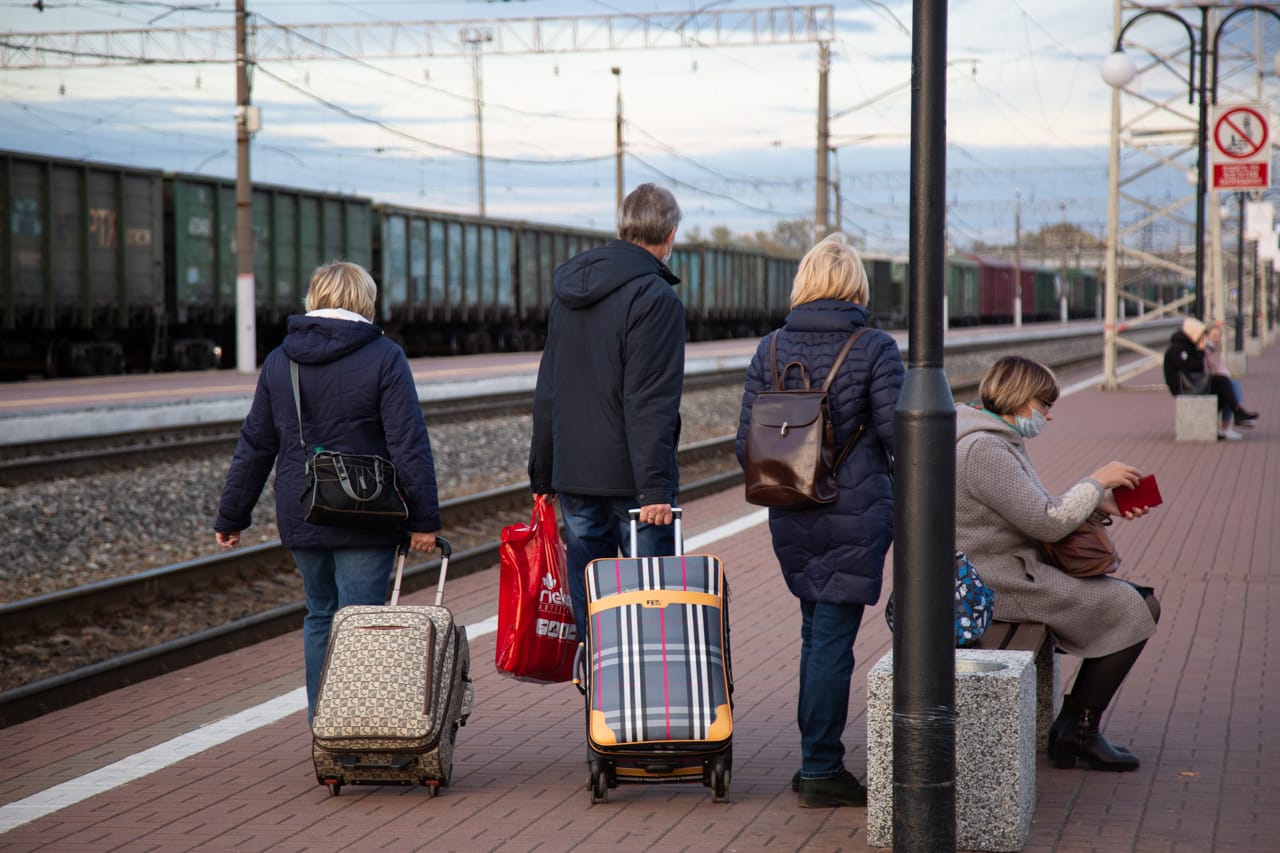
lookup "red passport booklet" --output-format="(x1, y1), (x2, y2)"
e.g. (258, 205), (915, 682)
(1114, 474), (1162, 514)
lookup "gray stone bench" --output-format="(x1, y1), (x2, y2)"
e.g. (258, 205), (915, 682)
(972, 621), (1058, 750)
(1175, 394), (1217, 442)
(865, 623), (1054, 852)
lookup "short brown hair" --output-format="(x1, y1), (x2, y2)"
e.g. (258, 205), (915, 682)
(618, 183), (681, 245)
(305, 261), (377, 321)
(979, 356), (1059, 415)
(790, 233), (869, 308)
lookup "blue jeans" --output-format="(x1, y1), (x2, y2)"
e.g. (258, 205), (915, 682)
(798, 600), (865, 779)
(558, 493), (677, 642)
(292, 547), (396, 725)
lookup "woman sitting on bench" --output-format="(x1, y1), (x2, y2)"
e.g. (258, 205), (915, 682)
(955, 356), (1161, 772)
(1163, 316), (1254, 440)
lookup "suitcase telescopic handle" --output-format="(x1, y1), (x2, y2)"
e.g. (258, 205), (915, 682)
(572, 641), (587, 696)
(628, 506), (682, 557)
(389, 536), (452, 607)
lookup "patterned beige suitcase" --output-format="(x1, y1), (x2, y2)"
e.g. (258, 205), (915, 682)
(311, 538), (473, 796)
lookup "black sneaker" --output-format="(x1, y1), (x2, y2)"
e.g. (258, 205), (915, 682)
(796, 770), (868, 808)
(791, 770), (801, 792)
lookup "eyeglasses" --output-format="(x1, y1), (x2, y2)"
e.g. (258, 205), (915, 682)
(1033, 398), (1053, 414)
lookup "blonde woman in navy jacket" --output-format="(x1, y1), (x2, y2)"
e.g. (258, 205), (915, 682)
(735, 234), (904, 808)
(214, 261), (441, 726)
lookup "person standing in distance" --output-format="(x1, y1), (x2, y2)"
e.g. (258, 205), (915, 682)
(529, 183), (685, 642)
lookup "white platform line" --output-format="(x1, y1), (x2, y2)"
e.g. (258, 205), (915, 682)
(0, 509), (769, 834)
(0, 689), (306, 833)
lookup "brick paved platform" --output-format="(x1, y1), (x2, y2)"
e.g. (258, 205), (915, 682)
(1, 343), (1277, 852)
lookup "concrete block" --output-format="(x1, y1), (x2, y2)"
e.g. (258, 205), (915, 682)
(866, 650), (1036, 852)
(1175, 395), (1218, 442)
(1225, 351), (1248, 377)
(1031, 637), (1060, 753)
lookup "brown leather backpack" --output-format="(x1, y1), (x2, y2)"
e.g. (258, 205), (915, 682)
(743, 328), (868, 508)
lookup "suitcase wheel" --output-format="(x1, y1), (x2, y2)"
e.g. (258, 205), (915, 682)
(712, 766), (730, 802)
(324, 780), (342, 797)
(589, 764), (609, 804)
(706, 753), (737, 799)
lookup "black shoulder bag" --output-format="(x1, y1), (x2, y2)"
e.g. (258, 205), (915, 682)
(290, 360), (409, 531)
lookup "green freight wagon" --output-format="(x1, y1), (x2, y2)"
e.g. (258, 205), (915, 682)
(165, 173), (373, 367)
(0, 150), (165, 378)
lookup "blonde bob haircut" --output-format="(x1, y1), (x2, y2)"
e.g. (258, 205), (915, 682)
(305, 261), (377, 321)
(790, 233), (869, 309)
(979, 355), (1060, 416)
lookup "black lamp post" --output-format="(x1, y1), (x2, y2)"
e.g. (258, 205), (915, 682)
(1102, 3), (1280, 323)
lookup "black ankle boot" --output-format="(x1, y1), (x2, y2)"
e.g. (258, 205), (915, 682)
(1048, 697), (1131, 757)
(1046, 698), (1078, 757)
(1049, 706), (1139, 771)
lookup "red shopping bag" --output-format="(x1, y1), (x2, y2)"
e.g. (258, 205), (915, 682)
(495, 494), (577, 682)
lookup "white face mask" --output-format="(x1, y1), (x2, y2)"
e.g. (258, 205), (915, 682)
(1013, 408), (1047, 439)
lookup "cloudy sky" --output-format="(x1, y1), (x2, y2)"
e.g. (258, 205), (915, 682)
(1, 0), (1274, 253)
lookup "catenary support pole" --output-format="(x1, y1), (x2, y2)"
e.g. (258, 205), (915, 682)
(1236, 193), (1245, 351)
(893, 0), (956, 850)
(1194, 3), (1210, 321)
(234, 0), (256, 375)
(815, 41), (829, 242)
(613, 66), (623, 227)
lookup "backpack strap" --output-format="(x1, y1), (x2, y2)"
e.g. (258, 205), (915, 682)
(821, 327), (869, 392)
(768, 331), (797, 389)
(825, 327), (872, 470)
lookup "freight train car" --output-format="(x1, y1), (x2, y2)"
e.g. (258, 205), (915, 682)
(681, 244), (797, 341)
(1, 151), (165, 378)
(863, 252), (909, 329)
(1065, 267), (1101, 320)
(166, 173), (373, 367)
(0, 150), (375, 378)
(372, 205), (803, 356)
(1021, 267), (1060, 322)
(374, 204), (609, 354)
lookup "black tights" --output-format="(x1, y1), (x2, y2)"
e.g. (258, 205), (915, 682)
(1070, 589), (1160, 711)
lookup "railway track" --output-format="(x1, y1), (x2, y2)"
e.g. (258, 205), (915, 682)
(0, 369), (745, 486)
(0, 436), (742, 728)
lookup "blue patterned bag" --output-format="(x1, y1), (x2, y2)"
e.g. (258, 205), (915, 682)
(883, 551), (995, 647)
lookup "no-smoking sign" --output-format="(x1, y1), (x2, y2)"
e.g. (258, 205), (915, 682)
(1210, 103), (1272, 190)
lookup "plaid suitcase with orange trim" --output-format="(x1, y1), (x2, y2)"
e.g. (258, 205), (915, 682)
(575, 509), (733, 802)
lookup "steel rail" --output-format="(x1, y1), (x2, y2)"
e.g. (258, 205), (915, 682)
(0, 459), (743, 728)
(0, 369), (746, 486)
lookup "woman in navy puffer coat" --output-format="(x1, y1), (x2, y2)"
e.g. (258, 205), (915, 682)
(736, 233), (904, 808)
(214, 261), (441, 725)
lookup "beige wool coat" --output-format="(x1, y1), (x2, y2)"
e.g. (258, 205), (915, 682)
(954, 403), (1157, 658)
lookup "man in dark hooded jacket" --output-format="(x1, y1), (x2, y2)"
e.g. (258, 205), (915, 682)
(529, 183), (685, 640)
